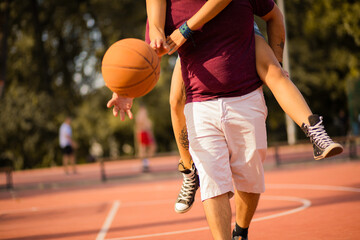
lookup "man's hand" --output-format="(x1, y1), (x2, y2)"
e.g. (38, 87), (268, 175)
(107, 92), (134, 121)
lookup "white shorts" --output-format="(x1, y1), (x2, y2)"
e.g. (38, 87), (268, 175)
(184, 88), (268, 201)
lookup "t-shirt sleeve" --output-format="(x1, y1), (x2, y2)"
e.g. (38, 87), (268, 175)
(251, 0), (275, 17)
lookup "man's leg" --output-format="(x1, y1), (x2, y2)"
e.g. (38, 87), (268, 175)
(185, 99), (236, 239)
(235, 191), (260, 228)
(148, 141), (157, 157)
(62, 155), (69, 174)
(170, 58), (199, 213)
(203, 193), (232, 240)
(219, 90), (267, 239)
(139, 144), (150, 172)
(69, 153), (77, 174)
(233, 191), (260, 239)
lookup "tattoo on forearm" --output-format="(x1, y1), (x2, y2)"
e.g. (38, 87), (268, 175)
(277, 41), (284, 50)
(179, 127), (189, 150)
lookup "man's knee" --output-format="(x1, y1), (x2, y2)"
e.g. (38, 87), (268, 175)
(203, 192), (232, 208)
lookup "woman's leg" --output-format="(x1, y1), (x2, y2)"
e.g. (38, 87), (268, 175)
(255, 34), (343, 159)
(170, 58), (199, 213)
(169, 58), (193, 169)
(255, 34), (312, 127)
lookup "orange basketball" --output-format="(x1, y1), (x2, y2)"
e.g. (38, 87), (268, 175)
(101, 38), (160, 98)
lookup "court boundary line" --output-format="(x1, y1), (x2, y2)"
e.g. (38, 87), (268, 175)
(2, 183), (358, 240)
(0, 198), (179, 215)
(0, 200), (114, 215)
(104, 195), (311, 240)
(5, 184), (357, 216)
(267, 183), (360, 192)
(252, 195), (311, 222)
(96, 200), (121, 240)
(104, 183), (360, 240)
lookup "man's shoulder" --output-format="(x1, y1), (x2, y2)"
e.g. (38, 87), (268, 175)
(250, 0), (275, 17)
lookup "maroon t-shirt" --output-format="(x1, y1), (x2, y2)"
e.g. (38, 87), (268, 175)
(147, 0), (274, 103)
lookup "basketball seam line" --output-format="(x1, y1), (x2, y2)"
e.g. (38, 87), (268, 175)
(102, 65), (149, 70)
(117, 43), (158, 72)
(108, 70), (156, 89)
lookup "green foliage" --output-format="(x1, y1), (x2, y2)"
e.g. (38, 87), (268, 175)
(277, 0), (359, 138)
(1, 0), (150, 169)
(0, 85), (59, 169)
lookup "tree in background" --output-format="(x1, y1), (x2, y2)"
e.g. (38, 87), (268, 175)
(285, 0), (360, 136)
(0, 0), (9, 99)
(0, 0), (149, 169)
(262, 0), (360, 142)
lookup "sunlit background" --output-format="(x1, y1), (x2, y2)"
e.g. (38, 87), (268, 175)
(0, 0), (359, 170)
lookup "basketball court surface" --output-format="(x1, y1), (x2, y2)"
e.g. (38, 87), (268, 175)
(1, 154), (360, 240)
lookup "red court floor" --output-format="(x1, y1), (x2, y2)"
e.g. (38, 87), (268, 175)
(0, 157), (359, 240)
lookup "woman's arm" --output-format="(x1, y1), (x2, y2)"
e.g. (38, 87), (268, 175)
(167, 0), (232, 54)
(107, 0), (168, 120)
(187, 0), (232, 31)
(146, 0), (169, 56)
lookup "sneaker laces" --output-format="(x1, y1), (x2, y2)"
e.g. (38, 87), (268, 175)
(307, 117), (334, 149)
(177, 170), (197, 203)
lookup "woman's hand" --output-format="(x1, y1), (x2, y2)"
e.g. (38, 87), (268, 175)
(150, 37), (170, 56)
(107, 92), (134, 121)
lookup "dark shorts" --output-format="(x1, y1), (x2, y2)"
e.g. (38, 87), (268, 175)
(61, 145), (73, 155)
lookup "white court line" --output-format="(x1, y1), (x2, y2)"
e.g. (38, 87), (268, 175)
(0, 201), (113, 215)
(0, 199), (175, 215)
(2, 184), (358, 216)
(252, 196), (311, 222)
(105, 195), (311, 240)
(6, 184), (356, 215)
(267, 183), (360, 193)
(96, 200), (121, 240)
(122, 199), (174, 207)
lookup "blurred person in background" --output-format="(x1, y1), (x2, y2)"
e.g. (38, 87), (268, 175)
(59, 116), (77, 174)
(135, 104), (157, 172)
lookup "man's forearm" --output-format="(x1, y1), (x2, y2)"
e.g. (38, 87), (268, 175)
(267, 19), (285, 63)
(263, 4), (285, 63)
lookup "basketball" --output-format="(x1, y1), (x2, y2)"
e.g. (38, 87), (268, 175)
(101, 38), (160, 98)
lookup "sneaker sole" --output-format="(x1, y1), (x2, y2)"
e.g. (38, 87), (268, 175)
(315, 143), (344, 160)
(174, 203), (194, 214)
